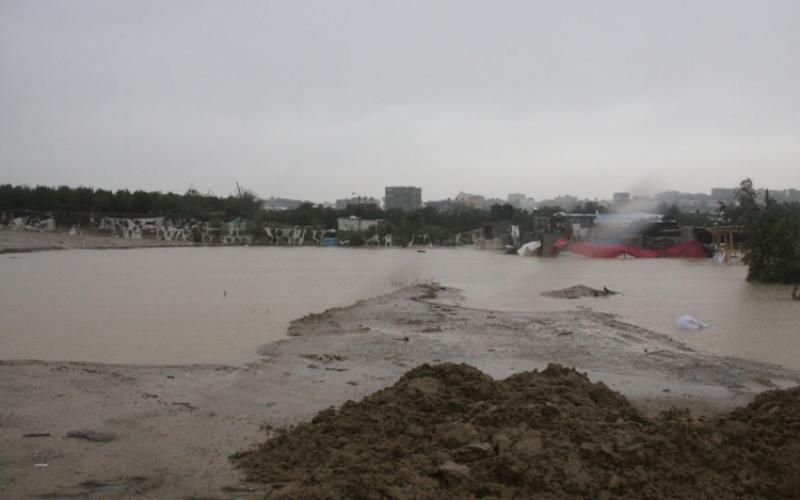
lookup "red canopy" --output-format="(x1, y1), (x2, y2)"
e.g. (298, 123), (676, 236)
(552, 240), (708, 259)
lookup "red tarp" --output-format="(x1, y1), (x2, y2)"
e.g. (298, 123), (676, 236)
(552, 240), (709, 259)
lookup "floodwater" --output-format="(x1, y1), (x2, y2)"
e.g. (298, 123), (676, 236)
(1, 247), (798, 369)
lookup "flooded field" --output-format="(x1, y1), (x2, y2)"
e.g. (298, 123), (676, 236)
(1, 247), (798, 368)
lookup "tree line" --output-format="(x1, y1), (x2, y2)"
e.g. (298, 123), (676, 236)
(0, 184), (261, 220)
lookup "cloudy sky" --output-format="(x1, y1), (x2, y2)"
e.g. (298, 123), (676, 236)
(1, 1), (799, 202)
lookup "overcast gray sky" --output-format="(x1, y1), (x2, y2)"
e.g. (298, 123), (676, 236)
(1, 0), (799, 202)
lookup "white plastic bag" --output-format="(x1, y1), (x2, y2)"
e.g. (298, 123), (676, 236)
(676, 315), (710, 331)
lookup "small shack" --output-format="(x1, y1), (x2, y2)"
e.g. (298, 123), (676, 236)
(707, 226), (741, 263)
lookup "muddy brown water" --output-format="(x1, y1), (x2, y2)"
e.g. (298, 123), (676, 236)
(1, 247), (798, 368)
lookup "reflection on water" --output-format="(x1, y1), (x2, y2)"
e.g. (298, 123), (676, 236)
(1, 247), (798, 368)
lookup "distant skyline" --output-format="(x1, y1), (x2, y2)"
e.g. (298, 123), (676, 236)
(2, 1), (799, 201)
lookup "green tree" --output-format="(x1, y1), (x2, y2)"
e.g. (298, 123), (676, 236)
(131, 190), (153, 214)
(733, 179), (800, 283)
(0, 184), (16, 209)
(720, 178), (758, 226)
(70, 187), (94, 212)
(742, 200), (800, 283)
(113, 189), (133, 212)
(92, 189), (114, 212)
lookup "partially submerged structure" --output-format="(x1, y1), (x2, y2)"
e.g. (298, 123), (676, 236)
(537, 211), (712, 259)
(707, 226), (742, 263)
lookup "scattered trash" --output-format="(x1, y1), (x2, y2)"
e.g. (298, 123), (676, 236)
(66, 430), (116, 443)
(33, 463), (48, 468)
(676, 315), (710, 331)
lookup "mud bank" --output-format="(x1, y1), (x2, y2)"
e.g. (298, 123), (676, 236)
(1, 285), (798, 498)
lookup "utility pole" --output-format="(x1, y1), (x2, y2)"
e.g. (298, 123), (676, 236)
(236, 182), (243, 199)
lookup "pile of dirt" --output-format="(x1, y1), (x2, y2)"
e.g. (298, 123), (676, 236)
(542, 285), (619, 299)
(233, 363), (800, 499)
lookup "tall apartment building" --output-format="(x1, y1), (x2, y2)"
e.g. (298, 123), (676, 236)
(384, 186), (422, 211)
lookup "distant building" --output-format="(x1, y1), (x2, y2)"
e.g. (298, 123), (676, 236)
(385, 186), (422, 211)
(655, 191), (718, 213)
(455, 192), (486, 208)
(655, 191), (680, 205)
(263, 197), (309, 210)
(710, 188), (737, 204)
(754, 188), (800, 204)
(507, 193), (526, 208)
(612, 192), (631, 204)
(425, 199), (461, 211)
(537, 195), (580, 211)
(337, 216), (382, 233)
(483, 198), (506, 209)
(519, 197), (537, 211)
(335, 196), (380, 210)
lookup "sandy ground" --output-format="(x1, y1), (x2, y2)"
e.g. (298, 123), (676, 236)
(0, 230), (194, 253)
(1, 285), (799, 499)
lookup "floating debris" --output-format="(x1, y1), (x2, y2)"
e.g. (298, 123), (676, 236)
(542, 285), (619, 299)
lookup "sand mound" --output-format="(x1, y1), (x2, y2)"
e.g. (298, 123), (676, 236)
(542, 285), (619, 299)
(233, 363), (800, 500)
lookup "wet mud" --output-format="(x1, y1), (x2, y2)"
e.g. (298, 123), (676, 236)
(236, 362), (800, 500)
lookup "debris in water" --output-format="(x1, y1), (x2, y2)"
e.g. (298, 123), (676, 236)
(66, 430), (116, 443)
(542, 285), (619, 299)
(676, 315), (710, 331)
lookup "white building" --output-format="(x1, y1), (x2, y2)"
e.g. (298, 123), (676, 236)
(337, 216), (382, 233)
